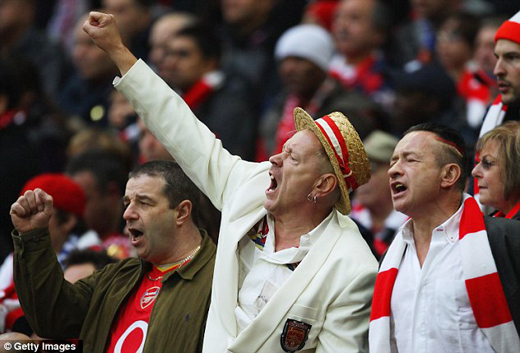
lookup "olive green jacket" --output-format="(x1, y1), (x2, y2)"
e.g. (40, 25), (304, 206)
(12, 228), (215, 353)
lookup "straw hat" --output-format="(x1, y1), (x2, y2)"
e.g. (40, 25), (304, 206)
(294, 107), (371, 215)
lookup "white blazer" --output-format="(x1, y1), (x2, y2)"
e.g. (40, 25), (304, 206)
(115, 60), (378, 353)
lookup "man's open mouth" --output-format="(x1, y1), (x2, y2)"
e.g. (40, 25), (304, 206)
(392, 182), (407, 194)
(128, 228), (144, 240)
(268, 173), (278, 192)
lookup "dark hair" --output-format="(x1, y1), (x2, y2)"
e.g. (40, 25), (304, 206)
(405, 123), (468, 191)
(63, 249), (118, 271)
(129, 161), (201, 219)
(66, 149), (129, 194)
(175, 23), (222, 62)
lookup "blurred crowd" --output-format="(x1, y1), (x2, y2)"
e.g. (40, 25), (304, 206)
(0, 0), (517, 280)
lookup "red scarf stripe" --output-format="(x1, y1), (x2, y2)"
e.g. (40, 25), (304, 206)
(369, 268), (398, 321)
(459, 197), (486, 240)
(466, 272), (513, 327)
(492, 95), (502, 105)
(183, 80), (213, 108)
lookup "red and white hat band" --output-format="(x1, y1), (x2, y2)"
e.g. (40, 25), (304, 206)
(495, 11), (520, 44)
(315, 115), (358, 191)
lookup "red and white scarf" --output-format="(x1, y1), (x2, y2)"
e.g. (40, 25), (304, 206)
(183, 71), (224, 110)
(479, 95), (508, 138)
(369, 197), (520, 352)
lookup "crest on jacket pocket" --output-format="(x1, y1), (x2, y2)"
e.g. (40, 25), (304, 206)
(280, 319), (312, 352)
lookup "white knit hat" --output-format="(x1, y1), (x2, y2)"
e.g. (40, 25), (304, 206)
(495, 10), (520, 44)
(275, 24), (334, 72)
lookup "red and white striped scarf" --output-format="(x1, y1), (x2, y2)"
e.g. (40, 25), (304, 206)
(479, 95), (508, 138)
(369, 197), (520, 352)
(183, 71), (224, 110)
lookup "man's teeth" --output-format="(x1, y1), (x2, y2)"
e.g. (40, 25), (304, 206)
(395, 183), (405, 192)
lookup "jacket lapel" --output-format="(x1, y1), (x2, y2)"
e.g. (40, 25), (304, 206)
(215, 206), (268, 338)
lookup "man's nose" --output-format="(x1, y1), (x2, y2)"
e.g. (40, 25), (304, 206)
(493, 57), (505, 77)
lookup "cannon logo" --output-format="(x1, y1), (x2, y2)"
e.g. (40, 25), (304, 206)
(140, 286), (160, 309)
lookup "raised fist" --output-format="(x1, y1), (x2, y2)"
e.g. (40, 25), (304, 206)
(10, 189), (54, 234)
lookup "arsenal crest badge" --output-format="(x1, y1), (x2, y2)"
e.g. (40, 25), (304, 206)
(141, 286), (160, 309)
(280, 319), (312, 352)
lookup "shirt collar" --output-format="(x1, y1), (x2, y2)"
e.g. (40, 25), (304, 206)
(262, 211), (335, 264)
(399, 195), (467, 246)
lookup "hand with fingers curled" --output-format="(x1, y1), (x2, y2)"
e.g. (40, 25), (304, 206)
(82, 10), (136, 75)
(10, 189), (54, 234)
(82, 11), (123, 55)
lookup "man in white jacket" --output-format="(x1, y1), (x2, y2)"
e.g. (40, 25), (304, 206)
(83, 11), (377, 353)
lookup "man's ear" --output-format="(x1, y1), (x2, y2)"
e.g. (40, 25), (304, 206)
(314, 173), (338, 198)
(174, 200), (193, 225)
(440, 163), (462, 189)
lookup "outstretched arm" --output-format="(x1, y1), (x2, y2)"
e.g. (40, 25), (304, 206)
(82, 11), (137, 75)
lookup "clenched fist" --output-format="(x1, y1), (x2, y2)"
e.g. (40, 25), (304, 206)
(10, 189), (54, 234)
(83, 11), (137, 75)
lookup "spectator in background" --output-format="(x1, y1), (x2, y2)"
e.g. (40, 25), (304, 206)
(159, 24), (257, 159)
(0, 0), (72, 97)
(329, 0), (395, 111)
(66, 150), (133, 259)
(218, 0), (307, 115)
(63, 249), (118, 283)
(148, 11), (198, 71)
(59, 13), (119, 127)
(259, 23), (382, 160)
(350, 130), (407, 258)
(0, 55), (71, 265)
(301, 0), (339, 32)
(107, 90), (140, 148)
(137, 118), (172, 163)
(392, 0), (463, 68)
(67, 126), (133, 165)
(11, 161), (216, 352)
(436, 11), (492, 130)
(473, 16), (504, 98)
(479, 11), (520, 137)
(47, 0), (90, 52)
(472, 121), (520, 219)
(391, 62), (474, 148)
(102, 0), (154, 62)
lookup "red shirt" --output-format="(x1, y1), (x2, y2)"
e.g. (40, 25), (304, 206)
(105, 266), (168, 352)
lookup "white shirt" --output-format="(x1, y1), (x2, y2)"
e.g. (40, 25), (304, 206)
(234, 212), (333, 333)
(390, 203), (494, 353)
